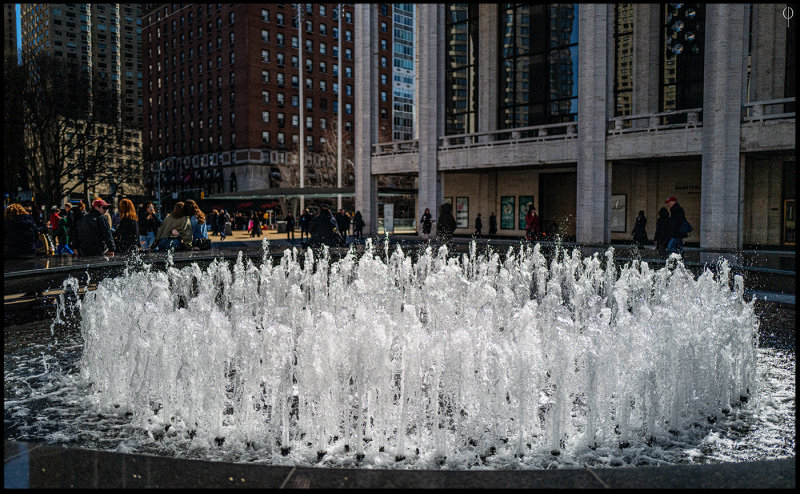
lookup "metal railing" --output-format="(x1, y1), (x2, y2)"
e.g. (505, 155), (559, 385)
(742, 97), (795, 122)
(608, 108), (703, 135)
(372, 139), (419, 156)
(439, 121), (578, 149)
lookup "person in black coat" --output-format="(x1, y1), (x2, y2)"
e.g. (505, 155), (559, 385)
(631, 210), (648, 249)
(309, 206), (341, 248)
(488, 212), (498, 237)
(653, 207), (671, 258)
(665, 196), (687, 255)
(4, 203), (42, 259)
(474, 214), (483, 237)
(74, 198), (116, 256)
(353, 211), (365, 240)
(115, 198), (140, 254)
(436, 203), (457, 244)
(286, 213), (296, 240)
(420, 208), (433, 236)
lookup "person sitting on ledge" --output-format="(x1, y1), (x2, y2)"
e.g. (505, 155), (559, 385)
(151, 201), (192, 252)
(4, 203), (42, 259)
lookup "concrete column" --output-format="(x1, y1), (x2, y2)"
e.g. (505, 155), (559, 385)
(576, 4), (612, 245)
(632, 4), (661, 116)
(751, 4), (788, 109)
(478, 4), (498, 134)
(354, 4), (378, 235)
(700, 4), (748, 252)
(416, 4), (445, 231)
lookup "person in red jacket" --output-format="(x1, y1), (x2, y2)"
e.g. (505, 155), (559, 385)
(525, 204), (540, 241)
(49, 205), (61, 237)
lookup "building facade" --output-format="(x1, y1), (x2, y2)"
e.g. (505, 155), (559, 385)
(20, 3), (144, 202)
(4, 4), (17, 60)
(359, 3), (796, 250)
(141, 3), (361, 204)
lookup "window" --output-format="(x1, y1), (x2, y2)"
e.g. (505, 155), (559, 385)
(614, 4), (634, 117)
(277, 132), (285, 144)
(262, 131), (270, 143)
(319, 5), (326, 16)
(345, 66), (352, 78)
(291, 75), (299, 88)
(381, 22), (388, 33)
(345, 103), (352, 114)
(262, 111), (270, 123)
(381, 39), (387, 50)
(277, 53), (285, 66)
(277, 112), (285, 126)
(261, 9), (269, 22)
(292, 56), (299, 68)
(277, 33), (284, 45)
(346, 48), (353, 60)
(292, 114), (299, 126)
(229, 11), (234, 24)
(345, 11), (352, 23)
(380, 90), (387, 101)
(319, 42), (327, 55)
(380, 56), (387, 67)
(229, 52), (234, 65)
(320, 24), (327, 36)
(306, 77), (313, 90)
(320, 61), (327, 73)
(262, 70), (270, 83)
(291, 36), (298, 48)
(277, 93), (285, 106)
(346, 85), (353, 96)
(660, 4), (706, 114)
(320, 118), (327, 129)
(333, 82), (338, 95)
(262, 29), (269, 42)
(306, 20), (312, 33)
(345, 30), (352, 41)
(277, 72), (285, 86)
(446, 4), (479, 135)
(230, 32), (234, 45)
(381, 5), (388, 15)
(291, 95), (299, 106)
(306, 59), (313, 72)
(262, 49), (270, 63)
(277, 13), (284, 26)
(381, 74), (388, 85)
(306, 97), (312, 109)
(320, 80), (327, 91)
(306, 39), (312, 52)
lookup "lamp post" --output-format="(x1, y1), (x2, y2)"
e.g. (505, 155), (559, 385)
(298, 3), (305, 212)
(337, 3), (343, 211)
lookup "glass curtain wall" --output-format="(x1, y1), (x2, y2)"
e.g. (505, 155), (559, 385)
(614, 4), (634, 118)
(660, 4), (705, 119)
(445, 4), (479, 136)
(499, 4), (578, 130)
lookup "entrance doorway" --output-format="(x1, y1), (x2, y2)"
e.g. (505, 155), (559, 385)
(539, 172), (577, 241)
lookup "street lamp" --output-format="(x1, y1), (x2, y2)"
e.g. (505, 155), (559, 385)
(298, 3), (305, 212)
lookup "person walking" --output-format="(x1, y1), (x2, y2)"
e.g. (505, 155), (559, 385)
(300, 209), (312, 240)
(115, 198), (140, 254)
(525, 204), (540, 241)
(421, 207), (433, 236)
(665, 196), (688, 255)
(183, 199), (210, 249)
(286, 213), (296, 240)
(653, 207), (671, 258)
(4, 203), (42, 259)
(152, 201), (193, 251)
(55, 215), (74, 255)
(631, 210), (648, 249)
(209, 209), (219, 236)
(353, 210), (365, 240)
(68, 202), (87, 251)
(488, 212), (498, 238)
(73, 198), (116, 257)
(49, 205), (61, 238)
(435, 203), (457, 244)
(219, 209), (231, 241)
(250, 209), (262, 237)
(474, 213), (483, 237)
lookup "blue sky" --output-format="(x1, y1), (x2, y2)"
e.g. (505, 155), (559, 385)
(16, 4), (21, 62)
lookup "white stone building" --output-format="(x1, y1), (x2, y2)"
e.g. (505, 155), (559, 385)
(354, 4), (796, 250)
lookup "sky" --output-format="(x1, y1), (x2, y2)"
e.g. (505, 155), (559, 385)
(16, 4), (21, 63)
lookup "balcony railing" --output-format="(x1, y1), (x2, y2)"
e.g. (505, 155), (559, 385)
(440, 122), (578, 149)
(742, 97), (795, 122)
(372, 139), (419, 156)
(608, 108), (703, 135)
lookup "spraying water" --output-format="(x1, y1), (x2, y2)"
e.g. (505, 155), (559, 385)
(70, 241), (759, 464)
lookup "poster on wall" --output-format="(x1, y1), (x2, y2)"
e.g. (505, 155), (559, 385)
(500, 196), (515, 230)
(518, 196), (534, 230)
(443, 197), (453, 206)
(610, 194), (627, 232)
(455, 197), (469, 228)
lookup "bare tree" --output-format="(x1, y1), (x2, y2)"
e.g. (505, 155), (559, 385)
(12, 53), (142, 209)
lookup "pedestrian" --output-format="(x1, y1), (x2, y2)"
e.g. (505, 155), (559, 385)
(49, 205), (61, 238)
(474, 213), (483, 237)
(220, 209), (232, 240)
(152, 201), (192, 251)
(353, 210), (365, 240)
(665, 196), (690, 255)
(309, 206), (341, 248)
(4, 203), (42, 259)
(183, 199), (210, 250)
(102, 202), (113, 232)
(653, 207), (671, 258)
(335, 209), (348, 243)
(286, 212), (296, 240)
(488, 212), (498, 237)
(631, 210), (648, 249)
(69, 202), (87, 251)
(73, 198), (116, 257)
(62, 203), (73, 230)
(421, 207), (433, 236)
(115, 198), (140, 254)
(139, 202), (162, 250)
(250, 209), (262, 237)
(209, 209), (219, 236)
(435, 203), (457, 244)
(525, 204), (540, 241)
(112, 208), (121, 230)
(55, 215), (74, 255)
(300, 209), (312, 240)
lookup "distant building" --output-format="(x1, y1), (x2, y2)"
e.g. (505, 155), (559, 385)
(358, 4), (796, 249)
(4, 4), (16, 60)
(20, 3), (144, 202)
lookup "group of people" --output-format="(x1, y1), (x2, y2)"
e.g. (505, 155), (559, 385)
(292, 207), (366, 247)
(633, 195), (690, 256)
(4, 198), (212, 259)
(422, 204), (541, 241)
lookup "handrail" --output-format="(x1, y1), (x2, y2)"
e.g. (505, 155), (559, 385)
(439, 122), (578, 149)
(608, 108), (703, 134)
(742, 97), (795, 122)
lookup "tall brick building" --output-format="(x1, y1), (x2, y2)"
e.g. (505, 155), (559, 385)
(142, 3), (372, 202)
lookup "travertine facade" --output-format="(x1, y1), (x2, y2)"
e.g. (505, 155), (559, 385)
(357, 3), (796, 249)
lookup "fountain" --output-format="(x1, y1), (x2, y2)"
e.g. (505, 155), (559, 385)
(26, 239), (767, 468)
